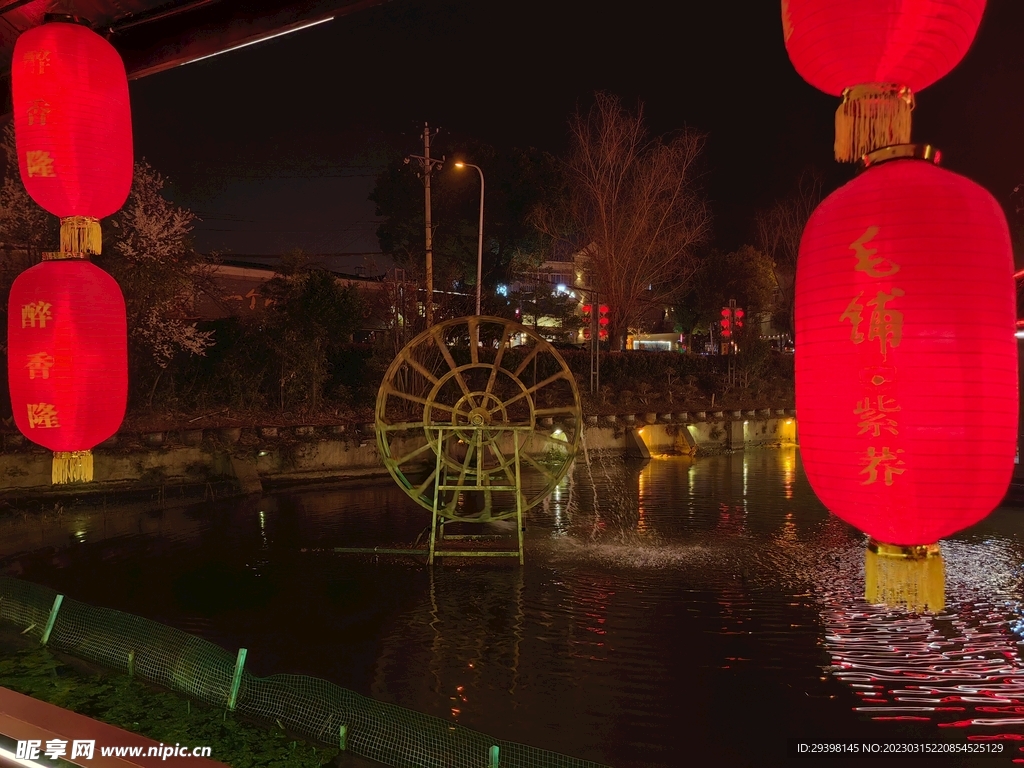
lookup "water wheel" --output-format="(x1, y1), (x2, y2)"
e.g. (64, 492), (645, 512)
(375, 316), (582, 523)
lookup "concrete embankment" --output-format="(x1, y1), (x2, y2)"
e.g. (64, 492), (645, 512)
(0, 409), (797, 501)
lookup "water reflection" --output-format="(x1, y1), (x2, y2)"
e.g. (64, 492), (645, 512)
(0, 449), (1023, 766)
(813, 537), (1024, 737)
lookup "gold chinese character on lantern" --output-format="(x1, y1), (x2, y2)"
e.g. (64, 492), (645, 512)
(26, 99), (50, 126)
(22, 50), (51, 75)
(850, 226), (900, 278)
(866, 288), (905, 358)
(840, 292), (866, 343)
(21, 301), (52, 328)
(860, 446), (906, 486)
(860, 366), (897, 388)
(25, 150), (55, 178)
(25, 351), (55, 380)
(854, 394), (901, 436)
(26, 403), (59, 429)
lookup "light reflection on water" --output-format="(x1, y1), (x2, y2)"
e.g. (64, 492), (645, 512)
(0, 448), (1023, 766)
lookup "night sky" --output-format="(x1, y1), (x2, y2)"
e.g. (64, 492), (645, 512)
(127, 0), (1024, 259)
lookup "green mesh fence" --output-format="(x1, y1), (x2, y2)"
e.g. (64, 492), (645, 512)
(0, 577), (610, 768)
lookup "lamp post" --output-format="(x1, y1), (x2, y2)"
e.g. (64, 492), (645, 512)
(454, 161), (485, 315)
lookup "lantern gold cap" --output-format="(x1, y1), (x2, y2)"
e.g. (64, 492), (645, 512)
(859, 144), (941, 172)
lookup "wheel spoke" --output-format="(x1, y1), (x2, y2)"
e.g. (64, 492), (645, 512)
(415, 466), (439, 498)
(486, 440), (518, 485)
(521, 451), (558, 484)
(404, 355), (441, 386)
(389, 440), (435, 467)
(486, 324), (515, 394)
(454, 438), (477, 488)
(385, 386), (455, 414)
(429, 326), (477, 408)
(512, 344), (542, 377)
(491, 371), (569, 413)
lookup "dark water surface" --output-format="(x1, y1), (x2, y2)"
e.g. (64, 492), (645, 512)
(2, 448), (1024, 767)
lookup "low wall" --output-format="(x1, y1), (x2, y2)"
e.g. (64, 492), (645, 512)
(0, 410), (797, 500)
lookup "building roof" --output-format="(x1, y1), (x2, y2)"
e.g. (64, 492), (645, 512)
(218, 252), (395, 279)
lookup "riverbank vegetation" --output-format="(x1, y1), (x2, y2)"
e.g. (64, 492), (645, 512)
(0, 632), (337, 767)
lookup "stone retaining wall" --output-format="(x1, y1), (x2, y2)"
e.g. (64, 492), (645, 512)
(0, 410), (797, 500)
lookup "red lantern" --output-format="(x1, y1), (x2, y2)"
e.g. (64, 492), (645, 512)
(12, 20), (132, 252)
(8, 259), (128, 483)
(795, 150), (1016, 548)
(782, 0), (986, 161)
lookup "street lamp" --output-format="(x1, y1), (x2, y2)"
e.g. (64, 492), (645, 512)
(454, 161), (484, 315)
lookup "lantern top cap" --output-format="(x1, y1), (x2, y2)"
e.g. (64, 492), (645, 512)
(859, 144), (941, 172)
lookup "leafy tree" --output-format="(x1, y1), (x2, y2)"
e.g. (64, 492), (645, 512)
(258, 264), (363, 413)
(370, 139), (561, 318)
(534, 92), (711, 350)
(680, 245), (778, 336)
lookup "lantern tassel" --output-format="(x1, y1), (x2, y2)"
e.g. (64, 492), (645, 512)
(865, 540), (944, 613)
(52, 450), (94, 484)
(59, 216), (102, 255)
(835, 84), (914, 163)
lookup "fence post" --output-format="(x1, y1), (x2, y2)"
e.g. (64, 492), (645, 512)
(127, 649), (135, 677)
(227, 648), (247, 711)
(339, 724), (348, 751)
(489, 745), (499, 768)
(40, 594), (63, 646)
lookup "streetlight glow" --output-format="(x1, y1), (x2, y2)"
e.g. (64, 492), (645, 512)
(453, 160), (485, 315)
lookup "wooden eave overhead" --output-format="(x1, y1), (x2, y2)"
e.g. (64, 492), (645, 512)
(0, 0), (387, 114)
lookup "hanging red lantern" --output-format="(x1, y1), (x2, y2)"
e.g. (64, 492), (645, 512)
(11, 19), (132, 253)
(795, 146), (1017, 610)
(782, 0), (986, 161)
(8, 259), (128, 483)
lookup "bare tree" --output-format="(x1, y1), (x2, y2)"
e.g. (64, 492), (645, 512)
(754, 169), (824, 335)
(536, 93), (711, 349)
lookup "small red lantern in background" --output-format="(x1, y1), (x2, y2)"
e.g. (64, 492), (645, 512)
(8, 260), (127, 483)
(795, 146), (1017, 610)
(582, 304), (610, 341)
(782, 0), (986, 161)
(12, 19), (132, 252)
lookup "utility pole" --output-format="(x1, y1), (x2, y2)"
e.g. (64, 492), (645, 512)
(406, 122), (443, 327)
(592, 292), (601, 396)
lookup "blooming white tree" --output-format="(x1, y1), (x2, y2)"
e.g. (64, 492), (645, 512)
(103, 161), (214, 366)
(99, 161), (214, 403)
(0, 125), (52, 273)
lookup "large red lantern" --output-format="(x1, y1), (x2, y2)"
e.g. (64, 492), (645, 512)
(11, 19), (132, 253)
(8, 259), (127, 483)
(795, 147), (1017, 609)
(782, 0), (986, 161)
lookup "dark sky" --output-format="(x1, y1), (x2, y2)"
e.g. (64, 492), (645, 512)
(127, 0), (1024, 257)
